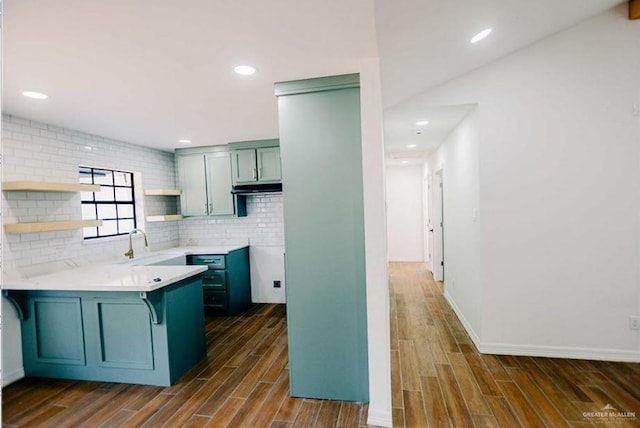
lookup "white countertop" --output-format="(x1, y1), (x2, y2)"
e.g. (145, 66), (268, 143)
(2, 245), (248, 292)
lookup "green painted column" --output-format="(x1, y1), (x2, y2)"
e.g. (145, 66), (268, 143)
(275, 74), (369, 401)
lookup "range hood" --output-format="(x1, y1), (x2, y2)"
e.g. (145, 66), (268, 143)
(231, 183), (282, 194)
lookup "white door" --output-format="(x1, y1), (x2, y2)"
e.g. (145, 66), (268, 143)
(424, 175), (433, 271)
(433, 170), (444, 281)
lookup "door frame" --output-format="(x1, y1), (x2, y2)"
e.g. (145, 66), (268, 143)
(433, 169), (444, 281)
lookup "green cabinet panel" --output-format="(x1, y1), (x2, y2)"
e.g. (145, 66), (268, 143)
(30, 297), (85, 365)
(206, 152), (235, 215)
(274, 74), (368, 402)
(177, 154), (208, 217)
(96, 300), (154, 370)
(230, 144), (281, 185)
(187, 247), (251, 315)
(257, 147), (282, 182)
(231, 149), (258, 184)
(176, 151), (245, 217)
(15, 275), (206, 386)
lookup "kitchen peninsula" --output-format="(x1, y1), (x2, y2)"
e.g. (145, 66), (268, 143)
(3, 261), (209, 386)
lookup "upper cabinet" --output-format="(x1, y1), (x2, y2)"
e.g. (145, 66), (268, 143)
(229, 139), (281, 185)
(175, 150), (246, 218)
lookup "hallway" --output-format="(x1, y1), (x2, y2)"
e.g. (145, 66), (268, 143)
(390, 262), (640, 427)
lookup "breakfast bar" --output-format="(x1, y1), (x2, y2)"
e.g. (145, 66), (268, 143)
(3, 263), (208, 386)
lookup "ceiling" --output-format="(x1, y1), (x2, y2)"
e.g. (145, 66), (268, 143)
(3, 0), (377, 151)
(3, 0), (626, 155)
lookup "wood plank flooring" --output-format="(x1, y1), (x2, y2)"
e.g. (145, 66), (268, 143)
(3, 262), (640, 427)
(2, 304), (369, 428)
(389, 262), (640, 427)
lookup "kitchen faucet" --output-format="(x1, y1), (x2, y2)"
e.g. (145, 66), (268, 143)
(124, 228), (148, 259)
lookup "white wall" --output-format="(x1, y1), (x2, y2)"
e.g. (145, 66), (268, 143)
(385, 164), (424, 262)
(360, 57), (392, 428)
(426, 108), (482, 343)
(1, 114), (181, 385)
(414, 5), (640, 360)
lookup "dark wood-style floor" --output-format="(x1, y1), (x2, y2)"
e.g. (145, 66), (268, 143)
(389, 262), (640, 427)
(3, 263), (640, 427)
(2, 304), (368, 427)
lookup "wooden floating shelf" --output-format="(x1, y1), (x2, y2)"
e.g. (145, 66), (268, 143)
(4, 220), (103, 234)
(145, 215), (183, 223)
(631, 0), (640, 20)
(144, 189), (181, 196)
(2, 181), (100, 193)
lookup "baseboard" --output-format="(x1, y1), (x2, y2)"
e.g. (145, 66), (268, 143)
(443, 291), (482, 350)
(479, 342), (640, 363)
(2, 367), (25, 387)
(442, 292), (640, 363)
(367, 408), (392, 428)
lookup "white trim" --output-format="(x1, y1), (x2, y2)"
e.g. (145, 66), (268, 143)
(367, 408), (393, 428)
(444, 291), (640, 363)
(479, 343), (640, 363)
(2, 367), (25, 387)
(444, 290), (482, 350)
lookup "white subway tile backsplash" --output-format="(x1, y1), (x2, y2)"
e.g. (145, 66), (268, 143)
(3, 114), (285, 269)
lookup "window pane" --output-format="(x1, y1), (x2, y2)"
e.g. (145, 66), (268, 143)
(97, 204), (117, 219)
(117, 204), (134, 218)
(79, 167), (93, 184)
(82, 205), (97, 220)
(98, 220), (118, 236)
(93, 169), (114, 185)
(79, 166), (137, 240)
(118, 219), (135, 234)
(115, 187), (133, 202)
(114, 171), (132, 186)
(83, 227), (98, 238)
(95, 186), (115, 201)
(81, 191), (94, 202)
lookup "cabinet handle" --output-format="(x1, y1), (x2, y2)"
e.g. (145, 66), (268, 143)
(209, 203), (213, 213)
(259, 167), (263, 179)
(253, 167), (257, 180)
(204, 203), (208, 214)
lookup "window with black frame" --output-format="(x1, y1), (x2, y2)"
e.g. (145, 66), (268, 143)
(80, 166), (137, 239)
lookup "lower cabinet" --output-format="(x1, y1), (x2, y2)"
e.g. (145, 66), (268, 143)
(187, 247), (251, 315)
(15, 275), (206, 386)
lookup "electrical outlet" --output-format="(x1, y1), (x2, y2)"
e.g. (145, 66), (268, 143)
(630, 316), (640, 331)
(273, 280), (281, 288)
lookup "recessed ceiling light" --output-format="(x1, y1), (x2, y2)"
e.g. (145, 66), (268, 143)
(415, 120), (429, 126)
(471, 28), (492, 44)
(407, 144), (417, 148)
(22, 90), (49, 100)
(179, 139), (192, 144)
(234, 65), (257, 76)
(402, 160), (409, 164)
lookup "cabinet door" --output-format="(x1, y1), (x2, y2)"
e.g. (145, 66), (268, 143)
(231, 149), (257, 185)
(257, 147), (282, 182)
(177, 155), (208, 217)
(206, 152), (235, 215)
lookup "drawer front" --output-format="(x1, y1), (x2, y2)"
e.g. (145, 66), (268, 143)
(189, 255), (226, 269)
(203, 291), (227, 309)
(202, 270), (226, 290)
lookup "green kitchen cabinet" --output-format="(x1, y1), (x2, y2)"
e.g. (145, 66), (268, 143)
(12, 275), (206, 386)
(274, 74), (368, 402)
(176, 150), (246, 217)
(229, 140), (281, 185)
